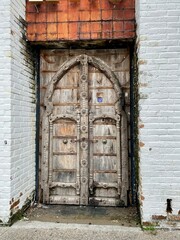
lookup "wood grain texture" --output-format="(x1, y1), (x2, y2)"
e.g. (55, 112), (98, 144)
(40, 49), (130, 206)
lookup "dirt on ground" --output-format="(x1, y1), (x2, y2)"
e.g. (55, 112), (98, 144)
(24, 205), (140, 227)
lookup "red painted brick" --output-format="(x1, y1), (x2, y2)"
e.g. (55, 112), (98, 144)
(113, 21), (123, 32)
(58, 22), (68, 39)
(26, 0), (135, 42)
(47, 33), (58, 41)
(91, 0), (101, 10)
(36, 33), (47, 41)
(91, 22), (101, 33)
(113, 10), (124, 20)
(80, 22), (90, 34)
(37, 23), (47, 34)
(57, 0), (68, 11)
(47, 12), (57, 22)
(101, 0), (112, 10)
(91, 11), (101, 21)
(91, 32), (101, 39)
(36, 13), (46, 23)
(102, 22), (113, 32)
(80, 0), (90, 10)
(124, 21), (135, 31)
(123, 31), (135, 38)
(102, 10), (112, 20)
(57, 11), (68, 22)
(68, 7), (79, 21)
(38, 3), (47, 12)
(27, 24), (36, 35)
(26, 3), (36, 13)
(69, 22), (78, 40)
(121, 0), (135, 8)
(27, 34), (35, 41)
(108, 1), (123, 9)
(46, 3), (58, 12)
(113, 31), (124, 39)
(80, 11), (91, 21)
(68, 0), (80, 9)
(80, 33), (91, 40)
(102, 31), (112, 39)
(26, 13), (35, 23)
(124, 9), (135, 20)
(47, 23), (57, 34)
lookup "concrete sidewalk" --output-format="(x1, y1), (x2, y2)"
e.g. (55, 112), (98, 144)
(0, 221), (180, 240)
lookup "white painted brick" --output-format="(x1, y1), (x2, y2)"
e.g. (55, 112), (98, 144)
(0, 0), (35, 224)
(136, 0), (180, 224)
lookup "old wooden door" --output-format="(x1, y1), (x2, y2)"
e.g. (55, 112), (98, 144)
(40, 49), (129, 206)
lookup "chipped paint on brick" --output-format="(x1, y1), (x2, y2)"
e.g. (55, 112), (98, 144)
(139, 142), (145, 147)
(10, 199), (20, 211)
(141, 195), (145, 201)
(138, 60), (147, 65)
(152, 215), (167, 221)
(168, 214), (180, 222)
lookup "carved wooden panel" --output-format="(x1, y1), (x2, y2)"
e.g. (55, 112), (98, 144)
(40, 49), (130, 206)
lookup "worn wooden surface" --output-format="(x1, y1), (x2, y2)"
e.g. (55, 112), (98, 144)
(40, 49), (130, 206)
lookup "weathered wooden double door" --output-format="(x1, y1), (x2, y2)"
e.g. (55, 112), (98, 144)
(40, 49), (130, 206)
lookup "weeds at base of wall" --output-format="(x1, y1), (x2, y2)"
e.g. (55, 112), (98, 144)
(142, 226), (158, 235)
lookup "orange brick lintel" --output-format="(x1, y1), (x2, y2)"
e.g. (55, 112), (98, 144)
(26, 0), (135, 42)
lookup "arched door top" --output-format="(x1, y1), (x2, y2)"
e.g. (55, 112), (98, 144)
(44, 54), (122, 111)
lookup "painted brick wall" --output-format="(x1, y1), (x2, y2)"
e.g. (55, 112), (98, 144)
(26, 0), (135, 41)
(0, 0), (11, 224)
(10, 0), (36, 217)
(136, 0), (180, 226)
(0, 0), (36, 223)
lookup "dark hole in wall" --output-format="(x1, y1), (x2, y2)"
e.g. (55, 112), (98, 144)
(166, 199), (172, 213)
